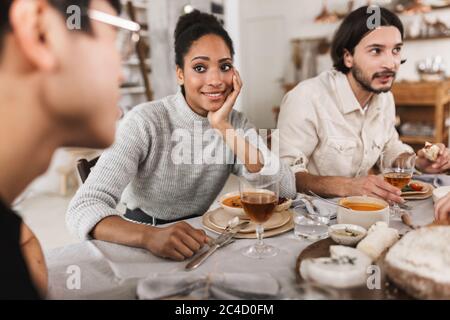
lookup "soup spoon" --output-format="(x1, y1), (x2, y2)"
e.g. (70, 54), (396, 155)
(307, 190), (353, 211)
(400, 211), (418, 230)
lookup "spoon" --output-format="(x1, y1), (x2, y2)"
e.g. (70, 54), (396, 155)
(308, 190), (353, 211)
(206, 218), (248, 246)
(227, 216), (241, 229)
(296, 198), (330, 225)
(304, 211), (329, 225)
(400, 211), (418, 230)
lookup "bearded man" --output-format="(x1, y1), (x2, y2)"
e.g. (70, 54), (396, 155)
(275, 6), (450, 202)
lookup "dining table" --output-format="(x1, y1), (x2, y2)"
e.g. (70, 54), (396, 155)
(45, 182), (439, 300)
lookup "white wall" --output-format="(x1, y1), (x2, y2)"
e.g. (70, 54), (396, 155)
(224, 0), (294, 129)
(224, 0), (243, 111)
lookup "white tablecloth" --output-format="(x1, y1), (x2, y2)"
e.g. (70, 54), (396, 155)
(46, 198), (436, 299)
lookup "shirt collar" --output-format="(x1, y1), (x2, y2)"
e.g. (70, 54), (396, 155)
(333, 70), (384, 116)
(334, 71), (363, 115)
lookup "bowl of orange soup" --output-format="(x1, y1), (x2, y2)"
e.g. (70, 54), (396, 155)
(220, 192), (246, 217)
(337, 196), (389, 229)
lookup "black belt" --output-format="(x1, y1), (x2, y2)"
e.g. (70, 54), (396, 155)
(124, 207), (200, 226)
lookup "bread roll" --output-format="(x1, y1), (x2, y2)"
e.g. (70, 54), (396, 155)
(423, 142), (440, 162)
(300, 245), (372, 289)
(385, 226), (450, 299)
(356, 222), (399, 261)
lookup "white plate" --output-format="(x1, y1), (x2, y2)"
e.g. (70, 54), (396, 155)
(209, 208), (291, 233)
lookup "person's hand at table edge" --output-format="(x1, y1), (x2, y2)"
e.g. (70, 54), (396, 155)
(141, 221), (209, 261)
(434, 193), (450, 225)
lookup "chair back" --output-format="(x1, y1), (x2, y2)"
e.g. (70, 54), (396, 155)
(77, 156), (100, 183)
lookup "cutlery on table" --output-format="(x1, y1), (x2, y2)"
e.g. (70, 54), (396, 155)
(400, 211), (418, 230)
(433, 176), (441, 188)
(296, 198), (329, 224)
(398, 202), (412, 210)
(185, 220), (250, 271)
(308, 190), (351, 212)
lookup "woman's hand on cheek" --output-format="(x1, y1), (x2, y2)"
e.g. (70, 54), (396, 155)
(207, 70), (243, 130)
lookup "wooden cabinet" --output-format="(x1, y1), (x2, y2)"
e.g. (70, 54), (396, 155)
(392, 81), (450, 148)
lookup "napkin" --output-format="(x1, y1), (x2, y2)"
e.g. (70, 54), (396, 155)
(136, 272), (280, 300)
(292, 193), (337, 219)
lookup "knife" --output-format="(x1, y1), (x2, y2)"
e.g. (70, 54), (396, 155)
(185, 221), (249, 271)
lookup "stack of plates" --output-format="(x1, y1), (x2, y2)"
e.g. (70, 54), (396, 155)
(202, 208), (294, 239)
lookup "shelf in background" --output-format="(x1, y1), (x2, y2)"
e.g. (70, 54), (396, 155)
(404, 35), (450, 42)
(400, 135), (436, 144)
(393, 80), (450, 106)
(291, 33), (450, 48)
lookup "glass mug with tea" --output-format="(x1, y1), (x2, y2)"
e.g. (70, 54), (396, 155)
(380, 152), (416, 220)
(239, 175), (279, 259)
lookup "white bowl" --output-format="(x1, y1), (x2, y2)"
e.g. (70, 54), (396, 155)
(219, 192), (246, 217)
(220, 191), (293, 217)
(337, 196), (389, 230)
(432, 186), (450, 203)
(328, 224), (367, 246)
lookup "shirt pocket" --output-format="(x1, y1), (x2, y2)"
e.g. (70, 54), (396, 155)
(368, 136), (385, 168)
(369, 137), (385, 162)
(319, 138), (357, 176)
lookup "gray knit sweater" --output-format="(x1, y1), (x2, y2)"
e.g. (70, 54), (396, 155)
(67, 91), (296, 240)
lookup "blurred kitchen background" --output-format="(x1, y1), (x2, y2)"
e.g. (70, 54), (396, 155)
(15, 0), (450, 249)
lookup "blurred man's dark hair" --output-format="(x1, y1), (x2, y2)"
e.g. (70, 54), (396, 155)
(0, 0), (122, 51)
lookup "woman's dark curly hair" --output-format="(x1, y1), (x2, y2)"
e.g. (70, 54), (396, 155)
(174, 9), (234, 69)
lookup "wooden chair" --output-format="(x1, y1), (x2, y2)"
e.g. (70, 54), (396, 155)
(77, 156), (100, 183)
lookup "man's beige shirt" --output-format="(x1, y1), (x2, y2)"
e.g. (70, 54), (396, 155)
(275, 70), (413, 177)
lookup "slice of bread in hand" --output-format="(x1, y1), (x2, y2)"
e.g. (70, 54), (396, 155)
(423, 141), (440, 162)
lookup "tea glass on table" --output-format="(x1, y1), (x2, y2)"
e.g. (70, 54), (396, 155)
(239, 175), (279, 259)
(380, 152), (416, 220)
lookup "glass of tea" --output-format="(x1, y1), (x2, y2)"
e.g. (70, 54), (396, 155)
(239, 175), (279, 259)
(380, 152), (416, 220)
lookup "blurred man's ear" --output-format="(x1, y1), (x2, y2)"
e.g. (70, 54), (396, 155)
(10, 0), (57, 71)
